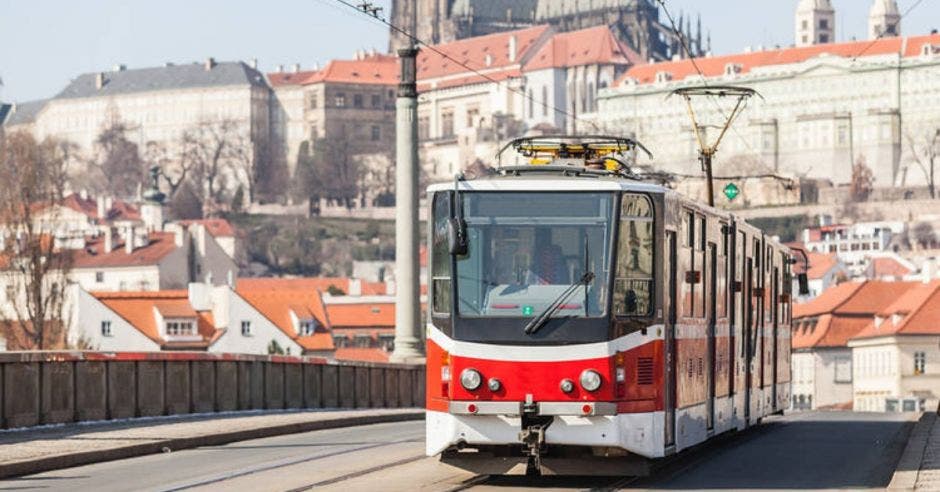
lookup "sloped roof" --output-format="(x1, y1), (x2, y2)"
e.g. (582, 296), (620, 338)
(93, 291), (219, 348)
(178, 218), (235, 237)
(55, 61), (267, 100)
(417, 25), (551, 82)
(804, 252), (839, 280)
(4, 100), (47, 126)
(72, 232), (178, 269)
(793, 280), (918, 349)
(268, 54), (398, 87)
(869, 256), (913, 279)
(619, 33), (940, 86)
(852, 280), (940, 340)
(236, 279), (334, 351)
(333, 347), (390, 363)
(524, 25), (640, 71)
(325, 301), (395, 329)
(60, 193), (141, 222)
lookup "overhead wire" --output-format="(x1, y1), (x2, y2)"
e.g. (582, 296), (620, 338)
(853, 0), (925, 59)
(656, 0), (763, 160)
(330, 0), (604, 133)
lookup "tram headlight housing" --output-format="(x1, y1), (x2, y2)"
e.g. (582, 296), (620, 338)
(460, 368), (483, 391)
(580, 369), (602, 392)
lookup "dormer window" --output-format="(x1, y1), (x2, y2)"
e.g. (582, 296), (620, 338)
(166, 319), (195, 336)
(724, 63), (742, 77)
(655, 71), (672, 83)
(299, 319), (317, 336)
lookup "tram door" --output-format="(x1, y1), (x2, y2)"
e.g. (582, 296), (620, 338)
(707, 242), (717, 431)
(744, 257), (753, 424)
(664, 231), (678, 448)
(771, 266), (779, 412)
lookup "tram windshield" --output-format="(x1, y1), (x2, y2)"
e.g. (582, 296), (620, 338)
(455, 192), (615, 319)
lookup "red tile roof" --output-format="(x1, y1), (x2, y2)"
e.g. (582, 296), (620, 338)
(72, 232), (178, 269)
(178, 218), (235, 237)
(800, 252), (840, 280)
(869, 257), (913, 279)
(524, 25), (640, 71)
(417, 25), (551, 86)
(793, 280), (919, 349)
(61, 193), (141, 222)
(235, 282), (333, 351)
(268, 54), (399, 87)
(333, 347), (390, 363)
(852, 280), (940, 340)
(619, 34), (940, 86)
(93, 290), (219, 349)
(325, 302), (395, 329)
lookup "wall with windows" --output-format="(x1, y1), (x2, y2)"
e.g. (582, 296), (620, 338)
(208, 287), (302, 355)
(67, 286), (161, 351)
(595, 49), (940, 188)
(850, 335), (940, 412)
(71, 266), (162, 293)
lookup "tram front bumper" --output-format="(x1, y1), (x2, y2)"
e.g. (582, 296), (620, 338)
(426, 408), (664, 459)
(447, 400), (617, 417)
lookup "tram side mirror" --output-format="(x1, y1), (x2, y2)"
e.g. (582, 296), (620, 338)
(448, 217), (468, 255)
(797, 272), (810, 296)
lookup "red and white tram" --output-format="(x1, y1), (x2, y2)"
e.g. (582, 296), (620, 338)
(424, 136), (806, 476)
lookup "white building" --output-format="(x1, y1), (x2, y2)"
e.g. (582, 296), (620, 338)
(795, 0), (835, 47)
(801, 220), (905, 276)
(69, 282), (301, 354)
(3, 59), (272, 196)
(594, 30), (940, 189)
(416, 24), (638, 182)
(848, 279), (940, 412)
(791, 280), (915, 410)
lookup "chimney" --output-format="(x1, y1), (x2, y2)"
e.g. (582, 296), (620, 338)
(104, 227), (113, 253)
(292, 63), (300, 73)
(79, 189), (88, 201)
(508, 35), (517, 63)
(164, 62), (174, 67)
(188, 283), (212, 311)
(95, 73), (105, 90)
(349, 278), (362, 297)
(312, 62), (320, 71)
(112, 64), (126, 72)
(276, 64), (284, 73)
(96, 197), (106, 221)
(249, 58), (258, 69)
(485, 54), (493, 67)
(204, 57), (216, 71)
(125, 226), (135, 254)
(173, 226), (185, 248)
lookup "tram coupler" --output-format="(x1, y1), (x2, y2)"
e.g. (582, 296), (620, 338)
(519, 396), (553, 476)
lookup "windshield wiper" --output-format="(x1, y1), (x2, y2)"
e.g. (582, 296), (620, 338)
(523, 271), (595, 335)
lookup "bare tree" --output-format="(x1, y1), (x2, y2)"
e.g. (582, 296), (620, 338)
(905, 127), (940, 199)
(295, 136), (363, 209)
(851, 155), (874, 202)
(88, 120), (144, 197)
(179, 119), (252, 216)
(0, 132), (72, 349)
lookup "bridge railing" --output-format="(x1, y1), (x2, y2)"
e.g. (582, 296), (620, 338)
(0, 352), (425, 429)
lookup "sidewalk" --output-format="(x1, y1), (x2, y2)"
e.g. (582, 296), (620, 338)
(0, 408), (423, 479)
(889, 410), (940, 490)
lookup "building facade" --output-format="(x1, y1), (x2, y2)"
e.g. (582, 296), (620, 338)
(594, 33), (940, 189)
(848, 280), (940, 412)
(388, 0), (702, 62)
(791, 280), (915, 410)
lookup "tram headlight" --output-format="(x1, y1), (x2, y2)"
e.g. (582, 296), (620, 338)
(560, 378), (575, 393)
(460, 368), (483, 391)
(487, 377), (502, 392)
(579, 369), (602, 392)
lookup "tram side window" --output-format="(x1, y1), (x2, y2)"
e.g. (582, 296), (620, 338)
(614, 194), (654, 316)
(431, 192), (452, 315)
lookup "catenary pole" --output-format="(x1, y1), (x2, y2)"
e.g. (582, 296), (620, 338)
(391, 0), (423, 362)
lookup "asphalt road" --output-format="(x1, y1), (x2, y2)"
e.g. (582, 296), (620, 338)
(0, 411), (913, 491)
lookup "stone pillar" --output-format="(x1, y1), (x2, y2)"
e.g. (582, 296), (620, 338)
(391, 44), (424, 363)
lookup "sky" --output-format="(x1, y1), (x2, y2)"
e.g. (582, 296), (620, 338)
(1, 0), (938, 103)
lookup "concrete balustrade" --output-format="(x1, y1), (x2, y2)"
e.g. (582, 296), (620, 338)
(0, 352), (425, 430)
